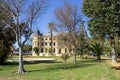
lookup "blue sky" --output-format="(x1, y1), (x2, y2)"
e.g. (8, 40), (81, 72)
(33, 0), (85, 33)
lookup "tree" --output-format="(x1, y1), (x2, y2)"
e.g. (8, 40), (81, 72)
(61, 53), (70, 68)
(114, 34), (120, 59)
(0, 29), (15, 64)
(48, 23), (55, 55)
(89, 42), (103, 60)
(82, 0), (120, 63)
(0, 0), (46, 74)
(57, 33), (73, 55)
(23, 44), (32, 54)
(55, 2), (83, 64)
(77, 24), (89, 58)
(33, 47), (39, 56)
(0, 12), (15, 64)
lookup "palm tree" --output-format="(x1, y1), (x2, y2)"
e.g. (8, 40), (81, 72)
(89, 42), (103, 60)
(48, 23), (54, 55)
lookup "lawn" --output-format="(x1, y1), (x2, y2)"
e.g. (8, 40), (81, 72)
(0, 56), (120, 80)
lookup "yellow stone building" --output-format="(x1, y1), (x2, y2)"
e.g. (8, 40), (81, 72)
(32, 28), (69, 56)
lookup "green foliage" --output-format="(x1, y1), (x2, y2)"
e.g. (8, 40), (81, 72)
(0, 21), (15, 64)
(47, 48), (52, 54)
(77, 24), (89, 58)
(33, 47), (39, 56)
(114, 34), (120, 57)
(23, 44), (32, 53)
(82, 0), (120, 36)
(82, 0), (120, 62)
(104, 39), (111, 56)
(45, 48), (52, 54)
(89, 42), (103, 60)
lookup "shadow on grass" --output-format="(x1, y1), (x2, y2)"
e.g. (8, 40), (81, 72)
(2, 60), (62, 66)
(29, 62), (96, 73)
(2, 62), (18, 66)
(111, 66), (120, 70)
(24, 61), (62, 65)
(78, 58), (111, 64)
(2, 58), (102, 74)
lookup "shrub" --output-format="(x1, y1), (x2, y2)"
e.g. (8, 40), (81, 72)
(61, 53), (70, 68)
(33, 47), (39, 56)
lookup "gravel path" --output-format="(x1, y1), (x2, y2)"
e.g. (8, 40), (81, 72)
(9, 58), (56, 62)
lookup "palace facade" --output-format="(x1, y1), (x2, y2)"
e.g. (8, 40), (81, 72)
(32, 28), (69, 56)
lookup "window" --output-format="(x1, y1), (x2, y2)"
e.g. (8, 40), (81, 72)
(45, 42), (47, 46)
(65, 48), (67, 53)
(38, 42), (39, 46)
(49, 42), (51, 46)
(41, 42), (44, 46)
(53, 42), (55, 46)
(58, 48), (61, 54)
(38, 38), (39, 40)
(41, 38), (44, 40)
(53, 48), (55, 53)
(45, 48), (47, 53)
(45, 38), (47, 40)
(41, 48), (44, 53)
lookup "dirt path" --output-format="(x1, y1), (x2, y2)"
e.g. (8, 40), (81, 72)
(0, 76), (8, 80)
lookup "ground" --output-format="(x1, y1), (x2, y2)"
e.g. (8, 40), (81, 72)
(0, 56), (120, 80)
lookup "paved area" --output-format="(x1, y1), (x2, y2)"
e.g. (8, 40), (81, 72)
(24, 58), (56, 62)
(9, 58), (56, 62)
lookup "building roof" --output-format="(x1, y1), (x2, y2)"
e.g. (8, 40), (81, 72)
(34, 27), (43, 36)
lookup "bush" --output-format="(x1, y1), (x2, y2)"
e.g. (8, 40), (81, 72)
(0, 43), (11, 64)
(61, 53), (70, 68)
(33, 47), (39, 56)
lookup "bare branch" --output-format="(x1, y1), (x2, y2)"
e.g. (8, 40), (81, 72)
(0, 0), (47, 73)
(55, 1), (83, 63)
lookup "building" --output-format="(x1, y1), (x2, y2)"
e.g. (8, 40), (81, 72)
(32, 28), (70, 56)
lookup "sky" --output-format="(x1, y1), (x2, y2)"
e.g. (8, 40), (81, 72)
(33, 0), (85, 34)
(15, 0), (90, 47)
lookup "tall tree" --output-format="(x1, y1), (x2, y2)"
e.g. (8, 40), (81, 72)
(0, 27), (15, 64)
(0, 5), (15, 64)
(55, 2), (83, 64)
(48, 23), (54, 55)
(0, 0), (46, 74)
(82, 0), (120, 64)
(77, 24), (88, 58)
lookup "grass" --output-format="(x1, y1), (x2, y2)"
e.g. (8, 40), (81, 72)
(0, 56), (120, 80)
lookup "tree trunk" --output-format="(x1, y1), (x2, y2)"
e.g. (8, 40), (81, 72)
(64, 60), (67, 69)
(97, 54), (101, 60)
(81, 50), (84, 59)
(17, 46), (25, 74)
(110, 36), (116, 64)
(50, 30), (53, 56)
(74, 49), (76, 64)
(118, 33), (120, 47)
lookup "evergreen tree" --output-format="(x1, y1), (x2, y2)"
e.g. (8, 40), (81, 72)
(82, 0), (120, 63)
